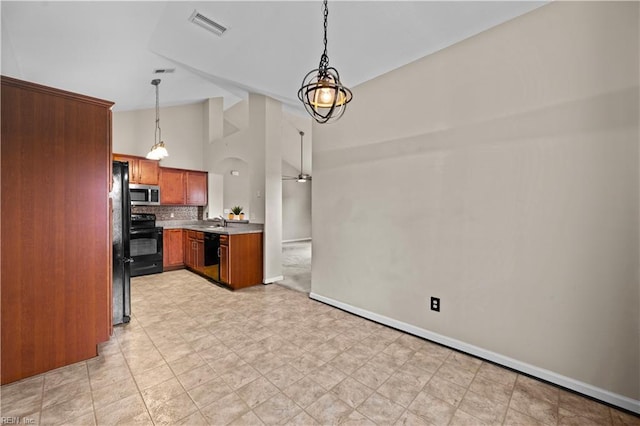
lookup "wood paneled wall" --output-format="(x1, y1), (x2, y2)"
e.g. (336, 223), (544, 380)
(1, 76), (113, 384)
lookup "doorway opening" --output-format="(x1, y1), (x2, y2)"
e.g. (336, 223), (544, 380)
(279, 240), (311, 293)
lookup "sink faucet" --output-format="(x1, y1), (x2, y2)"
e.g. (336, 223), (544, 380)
(217, 215), (227, 227)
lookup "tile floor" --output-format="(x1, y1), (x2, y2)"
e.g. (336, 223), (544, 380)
(1, 270), (638, 426)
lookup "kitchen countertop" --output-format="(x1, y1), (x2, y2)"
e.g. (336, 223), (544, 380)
(157, 220), (263, 235)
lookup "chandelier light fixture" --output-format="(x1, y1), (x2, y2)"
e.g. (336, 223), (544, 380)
(298, 0), (353, 124)
(146, 79), (169, 160)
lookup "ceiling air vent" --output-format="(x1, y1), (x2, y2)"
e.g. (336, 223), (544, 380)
(153, 68), (175, 74)
(189, 10), (227, 36)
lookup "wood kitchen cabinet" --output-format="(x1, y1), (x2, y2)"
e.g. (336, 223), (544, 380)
(218, 233), (263, 290)
(186, 171), (207, 205)
(163, 229), (184, 270)
(219, 238), (229, 284)
(113, 153), (159, 185)
(1, 76), (112, 384)
(160, 167), (186, 204)
(159, 167), (207, 206)
(184, 230), (204, 273)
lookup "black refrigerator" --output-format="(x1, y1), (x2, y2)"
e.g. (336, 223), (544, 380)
(112, 161), (132, 325)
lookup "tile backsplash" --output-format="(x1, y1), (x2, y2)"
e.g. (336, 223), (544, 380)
(132, 205), (204, 221)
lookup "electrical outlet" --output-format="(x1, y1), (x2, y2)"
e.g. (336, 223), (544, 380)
(431, 297), (440, 312)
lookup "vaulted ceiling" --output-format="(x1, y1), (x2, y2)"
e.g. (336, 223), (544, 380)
(2, 1), (545, 114)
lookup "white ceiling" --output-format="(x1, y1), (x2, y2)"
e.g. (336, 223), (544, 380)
(1, 1), (546, 114)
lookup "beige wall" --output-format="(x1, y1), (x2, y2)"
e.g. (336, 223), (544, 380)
(282, 161), (312, 241)
(113, 102), (206, 171)
(264, 96), (284, 281)
(281, 113), (313, 241)
(311, 1), (639, 406)
(219, 157), (251, 215)
(224, 99), (249, 134)
(206, 94), (284, 282)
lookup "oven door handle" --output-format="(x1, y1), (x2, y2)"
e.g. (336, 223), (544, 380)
(130, 229), (161, 235)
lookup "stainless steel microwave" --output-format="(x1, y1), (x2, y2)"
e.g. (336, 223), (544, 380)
(130, 184), (160, 206)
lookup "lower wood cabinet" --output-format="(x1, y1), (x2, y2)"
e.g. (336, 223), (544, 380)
(219, 233), (263, 290)
(219, 237), (230, 284)
(176, 228), (263, 290)
(163, 229), (184, 270)
(184, 230), (204, 273)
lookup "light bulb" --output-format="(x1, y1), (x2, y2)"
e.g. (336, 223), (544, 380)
(319, 87), (334, 104)
(155, 142), (168, 158)
(146, 145), (159, 160)
(311, 84), (335, 108)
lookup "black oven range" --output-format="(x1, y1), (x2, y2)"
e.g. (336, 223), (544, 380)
(130, 213), (163, 277)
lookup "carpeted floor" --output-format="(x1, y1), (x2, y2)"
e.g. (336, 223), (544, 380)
(277, 240), (311, 293)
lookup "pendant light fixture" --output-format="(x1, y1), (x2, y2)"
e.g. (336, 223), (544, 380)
(298, 0), (352, 124)
(146, 79), (169, 160)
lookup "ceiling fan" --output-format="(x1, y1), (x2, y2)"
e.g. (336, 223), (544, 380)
(283, 130), (312, 183)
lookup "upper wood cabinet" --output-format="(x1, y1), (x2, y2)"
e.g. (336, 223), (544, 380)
(113, 154), (159, 185)
(137, 159), (160, 185)
(160, 167), (186, 205)
(159, 167), (208, 206)
(186, 171), (207, 205)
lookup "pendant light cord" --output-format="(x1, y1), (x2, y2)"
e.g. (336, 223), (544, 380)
(300, 131), (304, 174)
(147, 78), (168, 159)
(154, 80), (162, 145)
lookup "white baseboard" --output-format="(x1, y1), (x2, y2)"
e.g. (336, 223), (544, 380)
(309, 292), (640, 415)
(263, 275), (284, 284)
(282, 238), (312, 243)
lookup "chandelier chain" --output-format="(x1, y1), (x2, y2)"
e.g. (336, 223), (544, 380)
(319, 0), (329, 73)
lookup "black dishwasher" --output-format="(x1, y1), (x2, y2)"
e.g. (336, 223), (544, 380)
(204, 233), (220, 267)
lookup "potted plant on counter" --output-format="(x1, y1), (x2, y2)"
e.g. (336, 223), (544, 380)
(231, 206), (243, 220)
